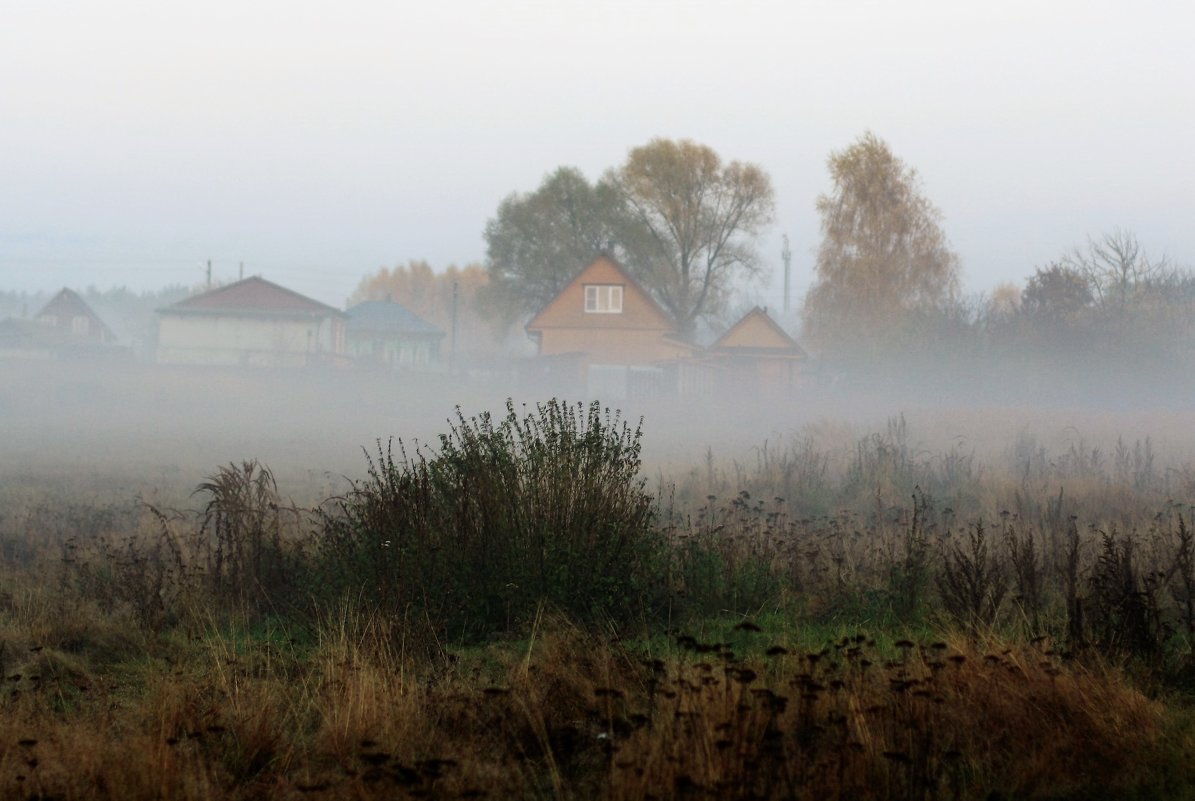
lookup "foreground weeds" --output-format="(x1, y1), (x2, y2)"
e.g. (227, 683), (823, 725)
(3, 403), (1195, 798)
(0, 610), (1185, 801)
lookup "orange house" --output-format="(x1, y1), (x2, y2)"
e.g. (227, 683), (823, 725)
(708, 306), (806, 397)
(525, 256), (697, 365)
(524, 256), (699, 396)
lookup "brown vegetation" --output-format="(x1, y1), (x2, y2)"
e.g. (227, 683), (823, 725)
(0, 596), (1179, 800)
(3, 409), (1195, 798)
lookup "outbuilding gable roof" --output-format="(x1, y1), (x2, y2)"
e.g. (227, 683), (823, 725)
(711, 307), (806, 357)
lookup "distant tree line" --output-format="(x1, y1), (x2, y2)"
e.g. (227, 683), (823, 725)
(987, 232), (1195, 372)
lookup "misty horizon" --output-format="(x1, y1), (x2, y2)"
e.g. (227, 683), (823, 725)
(3, 1), (1194, 310)
(4, 0), (1194, 491)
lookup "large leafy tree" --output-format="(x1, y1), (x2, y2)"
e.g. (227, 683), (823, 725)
(608, 138), (775, 339)
(802, 132), (960, 356)
(482, 140), (775, 340)
(481, 167), (626, 324)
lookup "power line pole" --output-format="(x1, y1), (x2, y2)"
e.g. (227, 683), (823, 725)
(206, 259), (212, 289)
(450, 280), (459, 369)
(781, 235), (792, 313)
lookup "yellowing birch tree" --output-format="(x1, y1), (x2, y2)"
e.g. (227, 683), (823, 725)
(803, 132), (960, 356)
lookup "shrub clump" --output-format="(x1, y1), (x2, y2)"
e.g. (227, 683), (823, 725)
(315, 399), (662, 641)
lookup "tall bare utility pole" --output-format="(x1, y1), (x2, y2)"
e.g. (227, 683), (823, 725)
(781, 235), (792, 312)
(450, 280), (459, 368)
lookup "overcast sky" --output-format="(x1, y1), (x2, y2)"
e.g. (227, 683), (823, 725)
(2, 0), (1192, 310)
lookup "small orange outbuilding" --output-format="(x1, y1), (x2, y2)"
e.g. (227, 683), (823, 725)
(707, 306), (806, 398)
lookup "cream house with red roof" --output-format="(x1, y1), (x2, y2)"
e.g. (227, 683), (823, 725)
(156, 277), (346, 367)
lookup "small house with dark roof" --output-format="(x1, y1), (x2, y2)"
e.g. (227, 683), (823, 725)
(0, 289), (125, 359)
(345, 299), (444, 368)
(707, 306), (806, 397)
(156, 276), (347, 367)
(36, 288), (117, 344)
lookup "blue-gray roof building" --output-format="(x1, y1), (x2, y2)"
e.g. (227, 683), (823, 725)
(345, 300), (445, 368)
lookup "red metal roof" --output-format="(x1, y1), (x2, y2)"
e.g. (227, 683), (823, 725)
(164, 276), (343, 316)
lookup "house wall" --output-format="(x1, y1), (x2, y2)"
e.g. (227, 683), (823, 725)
(38, 313), (99, 339)
(157, 314), (344, 366)
(347, 334), (440, 367)
(755, 358), (800, 393)
(37, 308), (113, 343)
(537, 327), (691, 365)
(716, 356), (801, 398)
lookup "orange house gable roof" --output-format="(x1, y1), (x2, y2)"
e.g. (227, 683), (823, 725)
(711, 307), (806, 357)
(525, 256), (698, 365)
(526, 256), (676, 334)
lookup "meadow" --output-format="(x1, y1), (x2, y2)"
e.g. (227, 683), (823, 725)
(3, 388), (1195, 799)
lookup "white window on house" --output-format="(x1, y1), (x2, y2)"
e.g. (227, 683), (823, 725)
(71, 316), (89, 335)
(584, 284), (623, 314)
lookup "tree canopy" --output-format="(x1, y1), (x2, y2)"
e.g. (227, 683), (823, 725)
(481, 167), (625, 324)
(607, 139), (774, 339)
(802, 132), (960, 357)
(482, 139), (774, 340)
(1020, 263), (1092, 323)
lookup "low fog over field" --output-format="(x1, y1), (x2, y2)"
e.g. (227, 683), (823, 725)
(3, 354), (1195, 506)
(4, 1), (1194, 502)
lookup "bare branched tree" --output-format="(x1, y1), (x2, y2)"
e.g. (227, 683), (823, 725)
(1061, 229), (1173, 313)
(608, 138), (775, 340)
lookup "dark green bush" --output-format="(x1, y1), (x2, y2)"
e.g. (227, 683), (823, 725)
(315, 399), (663, 640)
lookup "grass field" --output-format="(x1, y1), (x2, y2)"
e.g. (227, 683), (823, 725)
(3, 392), (1195, 799)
